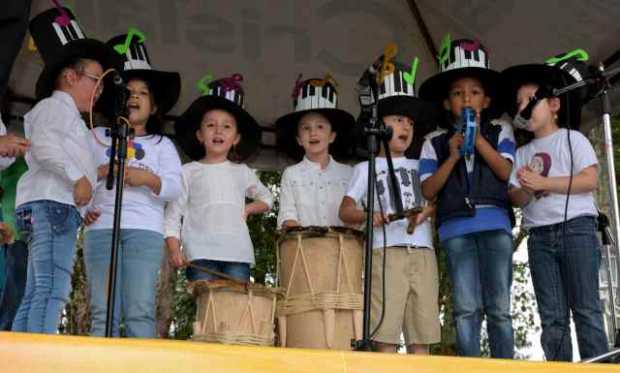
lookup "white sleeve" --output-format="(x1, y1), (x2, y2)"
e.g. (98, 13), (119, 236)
(419, 138), (438, 182)
(246, 167), (273, 209)
(154, 138), (183, 202)
(276, 168), (298, 227)
(509, 148), (525, 188)
(345, 163), (368, 205)
(26, 102), (85, 183)
(570, 130), (598, 172)
(497, 122), (516, 163)
(164, 166), (189, 239)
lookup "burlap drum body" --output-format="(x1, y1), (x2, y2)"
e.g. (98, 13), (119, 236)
(191, 279), (278, 346)
(277, 227), (363, 350)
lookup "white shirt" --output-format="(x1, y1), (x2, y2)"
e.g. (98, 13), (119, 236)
(85, 127), (183, 234)
(277, 156), (352, 228)
(16, 91), (97, 212)
(509, 128), (598, 228)
(345, 157), (433, 250)
(164, 161), (273, 264)
(0, 115), (16, 171)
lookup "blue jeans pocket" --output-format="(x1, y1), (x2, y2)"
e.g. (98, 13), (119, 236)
(45, 203), (79, 235)
(15, 207), (33, 243)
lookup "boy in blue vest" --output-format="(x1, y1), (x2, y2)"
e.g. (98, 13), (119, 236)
(418, 37), (515, 358)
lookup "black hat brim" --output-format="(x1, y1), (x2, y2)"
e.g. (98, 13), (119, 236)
(274, 108), (355, 161)
(501, 64), (583, 129)
(97, 69), (181, 117)
(419, 67), (504, 118)
(35, 38), (120, 99)
(377, 96), (437, 136)
(355, 96), (438, 159)
(123, 70), (181, 115)
(175, 96), (261, 161)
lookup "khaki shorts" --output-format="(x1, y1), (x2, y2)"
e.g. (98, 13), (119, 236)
(370, 246), (441, 345)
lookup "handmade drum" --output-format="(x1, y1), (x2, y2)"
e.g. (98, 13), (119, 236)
(277, 226), (363, 349)
(190, 279), (279, 346)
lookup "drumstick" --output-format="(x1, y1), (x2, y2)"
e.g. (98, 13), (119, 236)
(387, 208), (422, 234)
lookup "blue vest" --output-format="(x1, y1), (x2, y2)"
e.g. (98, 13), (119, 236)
(431, 122), (511, 227)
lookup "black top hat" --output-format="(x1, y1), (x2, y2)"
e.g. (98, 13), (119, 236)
(101, 30), (181, 115)
(357, 57), (438, 159)
(29, 6), (120, 99)
(175, 74), (261, 161)
(501, 49), (596, 130)
(275, 74), (355, 161)
(419, 37), (503, 117)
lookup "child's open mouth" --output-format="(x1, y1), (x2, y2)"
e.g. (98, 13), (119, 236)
(309, 139), (320, 145)
(127, 102), (140, 112)
(212, 138), (225, 144)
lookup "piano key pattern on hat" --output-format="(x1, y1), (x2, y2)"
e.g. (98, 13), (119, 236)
(52, 19), (84, 46)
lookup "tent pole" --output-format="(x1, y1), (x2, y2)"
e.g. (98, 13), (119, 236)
(405, 0), (438, 60)
(598, 66), (620, 343)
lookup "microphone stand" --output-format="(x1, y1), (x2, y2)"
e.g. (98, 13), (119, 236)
(351, 73), (407, 351)
(104, 84), (132, 337)
(554, 63), (620, 362)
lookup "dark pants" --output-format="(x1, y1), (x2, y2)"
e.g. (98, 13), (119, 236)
(0, 240), (27, 330)
(528, 216), (609, 361)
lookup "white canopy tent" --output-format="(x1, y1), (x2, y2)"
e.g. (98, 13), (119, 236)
(7, 0), (620, 169)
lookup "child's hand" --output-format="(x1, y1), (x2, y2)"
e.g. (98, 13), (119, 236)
(517, 168), (548, 192)
(448, 133), (464, 160)
(0, 134), (30, 157)
(474, 127), (486, 148)
(124, 167), (152, 187)
(167, 247), (186, 269)
(165, 237), (186, 269)
(372, 211), (390, 227)
(97, 164), (110, 181)
(73, 176), (93, 206)
(83, 208), (101, 225)
(281, 220), (300, 230)
(0, 222), (14, 244)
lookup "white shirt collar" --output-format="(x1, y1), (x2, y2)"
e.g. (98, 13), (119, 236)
(302, 155), (334, 171)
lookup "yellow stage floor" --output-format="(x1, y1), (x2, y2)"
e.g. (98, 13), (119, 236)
(1, 331), (618, 372)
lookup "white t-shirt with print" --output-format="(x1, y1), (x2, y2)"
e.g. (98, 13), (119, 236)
(509, 128), (598, 228)
(345, 157), (433, 250)
(85, 127), (183, 234)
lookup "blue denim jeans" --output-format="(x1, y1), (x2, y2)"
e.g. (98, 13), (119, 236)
(186, 259), (250, 282)
(528, 216), (608, 361)
(11, 200), (81, 333)
(442, 229), (514, 358)
(84, 228), (164, 338)
(0, 240), (28, 330)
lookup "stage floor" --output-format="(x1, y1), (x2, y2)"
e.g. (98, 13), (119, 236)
(1, 331), (618, 372)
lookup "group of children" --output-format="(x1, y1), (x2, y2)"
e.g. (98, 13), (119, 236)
(0, 5), (610, 362)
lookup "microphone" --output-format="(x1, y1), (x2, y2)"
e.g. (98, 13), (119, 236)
(357, 55), (384, 85)
(513, 86), (552, 130)
(112, 71), (126, 87)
